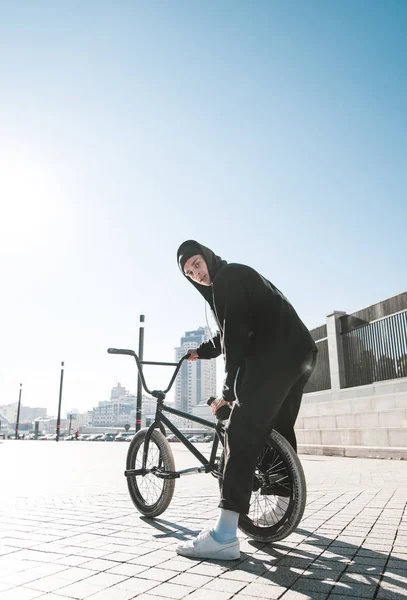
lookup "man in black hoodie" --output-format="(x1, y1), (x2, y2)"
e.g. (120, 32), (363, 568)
(176, 240), (317, 560)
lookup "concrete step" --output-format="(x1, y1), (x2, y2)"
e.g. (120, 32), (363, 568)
(303, 376), (407, 404)
(296, 408), (407, 431)
(298, 444), (407, 460)
(299, 390), (407, 418)
(295, 427), (407, 448)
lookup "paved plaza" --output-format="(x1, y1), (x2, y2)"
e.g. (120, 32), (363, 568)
(0, 440), (406, 600)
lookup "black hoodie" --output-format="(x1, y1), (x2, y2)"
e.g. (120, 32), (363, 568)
(177, 240), (316, 403)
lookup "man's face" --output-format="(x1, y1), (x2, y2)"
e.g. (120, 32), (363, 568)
(183, 254), (210, 286)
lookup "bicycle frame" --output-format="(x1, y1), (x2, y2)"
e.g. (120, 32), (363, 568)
(107, 347), (225, 480)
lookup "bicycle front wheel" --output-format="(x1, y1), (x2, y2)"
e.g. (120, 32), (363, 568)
(126, 428), (176, 517)
(219, 429), (307, 542)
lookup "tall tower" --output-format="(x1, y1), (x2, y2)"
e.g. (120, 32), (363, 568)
(175, 327), (217, 413)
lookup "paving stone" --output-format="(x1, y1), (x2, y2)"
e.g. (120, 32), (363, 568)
(155, 559), (191, 572)
(138, 567), (178, 582)
(240, 581), (287, 598)
(112, 577), (159, 593)
(330, 581), (378, 598)
(167, 571), (212, 587)
(26, 575), (75, 592)
(76, 558), (119, 571)
(218, 569), (261, 583)
(185, 590), (233, 600)
(75, 548), (114, 559)
(185, 563), (228, 577)
(79, 588), (137, 600)
(278, 592), (329, 600)
(49, 579), (103, 599)
(101, 551), (138, 562)
(0, 588), (44, 600)
(106, 563), (149, 576)
(290, 577), (334, 594)
(1, 446), (407, 600)
(80, 571), (128, 586)
(54, 556), (91, 567)
(56, 567), (97, 582)
(338, 571), (381, 586)
(259, 567), (301, 587)
(376, 579), (407, 599)
(202, 578), (247, 594)
(382, 571), (407, 586)
(147, 581), (194, 598)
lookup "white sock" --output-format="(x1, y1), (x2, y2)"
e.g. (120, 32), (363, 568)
(212, 509), (239, 542)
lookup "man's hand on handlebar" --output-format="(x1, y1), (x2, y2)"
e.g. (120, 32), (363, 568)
(186, 349), (199, 361)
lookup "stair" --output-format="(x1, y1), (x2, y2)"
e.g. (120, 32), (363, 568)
(296, 384), (407, 459)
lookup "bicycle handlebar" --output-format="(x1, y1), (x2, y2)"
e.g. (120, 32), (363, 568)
(107, 348), (189, 396)
(107, 348), (135, 356)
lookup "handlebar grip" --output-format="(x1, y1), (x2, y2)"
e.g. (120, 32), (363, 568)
(107, 348), (135, 356)
(207, 396), (232, 421)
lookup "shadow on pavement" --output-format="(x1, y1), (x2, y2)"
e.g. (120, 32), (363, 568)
(244, 527), (407, 599)
(142, 517), (407, 599)
(140, 516), (203, 540)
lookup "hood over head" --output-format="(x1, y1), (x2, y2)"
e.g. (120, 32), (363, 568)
(177, 240), (227, 306)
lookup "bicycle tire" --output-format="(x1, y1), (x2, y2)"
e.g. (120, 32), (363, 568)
(126, 428), (176, 517)
(218, 430), (307, 542)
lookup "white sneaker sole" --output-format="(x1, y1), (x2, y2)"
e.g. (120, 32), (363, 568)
(176, 538), (240, 561)
(176, 546), (240, 560)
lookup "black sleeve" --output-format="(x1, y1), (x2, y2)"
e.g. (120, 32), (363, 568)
(197, 332), (222, 359)
(220, 273), (252, 402)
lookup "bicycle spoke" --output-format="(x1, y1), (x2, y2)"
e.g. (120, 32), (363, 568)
(245, 440), (294, 529)
(132, 440), (165, 506)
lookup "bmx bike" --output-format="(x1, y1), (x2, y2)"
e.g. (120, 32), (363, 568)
(108, 347), (307, 542)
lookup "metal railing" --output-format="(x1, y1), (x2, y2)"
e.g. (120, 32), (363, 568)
(342, 310), (407, 388)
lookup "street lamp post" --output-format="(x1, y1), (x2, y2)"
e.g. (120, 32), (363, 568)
(15, 383), (22, 440)
(56, 362), (65, 442)
(69, 412), (73, 436)
(136, 315), (145, 432)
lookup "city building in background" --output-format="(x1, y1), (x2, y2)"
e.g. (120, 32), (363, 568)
(33, 416), (68, 435)
(0, 403), (46, 423)
(64, 410), (91, 434)
(174, 327), (217, 415)
(89, 383), (155, 429)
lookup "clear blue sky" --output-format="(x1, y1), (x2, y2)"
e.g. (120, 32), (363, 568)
(1, 1), (406, 414)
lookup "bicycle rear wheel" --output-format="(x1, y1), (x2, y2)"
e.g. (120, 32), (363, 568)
(126, 428), (176, 517)
(219, 430), (306, 542)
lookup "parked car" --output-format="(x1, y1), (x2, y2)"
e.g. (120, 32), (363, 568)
(166, 434), (181, 442)
(202, 434), (214, 442)
(114, 432), (134, 442)
(189, 435), (205, 443)
(78, 434), (91, 441)
(88, 434), (104, 441)
(64, 435), (76, 441)
(101, 433), (116, 442)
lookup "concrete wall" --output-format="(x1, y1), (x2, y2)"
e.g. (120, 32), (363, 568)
(297, 376), (407, 458)
(299, 291), (407, 459)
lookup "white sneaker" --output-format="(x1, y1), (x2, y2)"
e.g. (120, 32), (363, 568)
(257, 495), (289, 526)
(176, 529), (240, 560)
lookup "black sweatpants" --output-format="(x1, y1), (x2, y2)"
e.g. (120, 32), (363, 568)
(219, 351), (317, 515)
